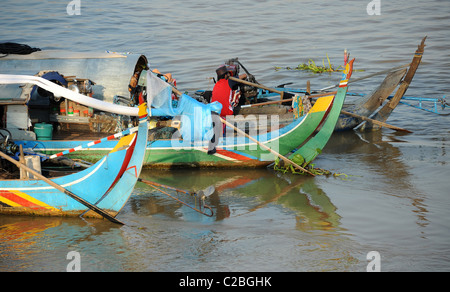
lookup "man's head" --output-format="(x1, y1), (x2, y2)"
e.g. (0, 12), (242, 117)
(216, 65), (229, 80)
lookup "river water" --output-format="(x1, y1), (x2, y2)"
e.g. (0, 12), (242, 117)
(1, 0), (449, 272)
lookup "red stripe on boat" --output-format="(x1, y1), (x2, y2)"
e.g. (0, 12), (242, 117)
(0, 191), (45, 210)
(105, 134), (138, 193)
(215, 149), (253, 161)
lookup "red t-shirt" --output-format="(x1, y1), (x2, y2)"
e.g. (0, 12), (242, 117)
(211, 79), (235, 117)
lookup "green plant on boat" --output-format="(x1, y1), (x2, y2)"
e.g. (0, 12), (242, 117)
(274, 153), (331, 176)
(273, 152), (349, 178)
(274, 54), (363, 74)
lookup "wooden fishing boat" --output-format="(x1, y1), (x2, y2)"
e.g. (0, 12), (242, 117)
(207, 37), (427, 132)
(3, 57), (354, 169)
(0, 102), (148, 221)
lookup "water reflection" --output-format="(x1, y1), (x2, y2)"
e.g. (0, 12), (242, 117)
(120, 169), (368, 271)
(0, 216), (63, 271)
(133, 168), (342, 231)
(0, 216), (126, 272)
(0, 129), (440, 272)
(324, 130), (430, 230)
(0, 168), (350, 272)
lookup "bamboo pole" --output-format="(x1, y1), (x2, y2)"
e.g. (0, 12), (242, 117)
(240, 91), (337, 108)
(229, 76), (297, 100)
(230, 75), (412, 132)
(219, 116), (315, 176)
(340, 110), (412, 133)
(19, 145), (28, 179)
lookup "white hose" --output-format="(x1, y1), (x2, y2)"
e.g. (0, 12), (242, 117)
(0, 74), (140, 116)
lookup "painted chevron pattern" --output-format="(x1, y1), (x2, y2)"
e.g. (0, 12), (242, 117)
(0, 190), (58, 211)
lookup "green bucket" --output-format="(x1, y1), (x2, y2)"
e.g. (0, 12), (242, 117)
(34, 123), (53, 140)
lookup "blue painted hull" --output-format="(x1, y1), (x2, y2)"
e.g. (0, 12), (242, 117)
(0, 104), (148, 218)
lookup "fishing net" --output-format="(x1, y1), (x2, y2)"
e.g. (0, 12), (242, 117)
(146, 71), (222, 142)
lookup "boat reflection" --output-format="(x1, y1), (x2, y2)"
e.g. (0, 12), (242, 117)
(0, 216), (124, 271)
(133, 168), (341, 231)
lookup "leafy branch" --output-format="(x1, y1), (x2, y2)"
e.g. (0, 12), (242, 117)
(275, 54), (364, 74)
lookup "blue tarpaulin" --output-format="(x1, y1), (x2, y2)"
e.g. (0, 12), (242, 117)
(147, 71), (222, 142)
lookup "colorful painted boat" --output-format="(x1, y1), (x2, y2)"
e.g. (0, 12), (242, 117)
(0, 102), (148, 219)
(12, 58), (354, 169)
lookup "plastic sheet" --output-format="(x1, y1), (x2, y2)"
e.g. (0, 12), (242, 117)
(146, 71), (222, 141)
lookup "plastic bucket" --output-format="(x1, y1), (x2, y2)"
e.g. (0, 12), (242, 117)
(34, 123), (53, 140)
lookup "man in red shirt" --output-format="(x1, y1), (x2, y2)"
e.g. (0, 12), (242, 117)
(211, 65), (247, 118)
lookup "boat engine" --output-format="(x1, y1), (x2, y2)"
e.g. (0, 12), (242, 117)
(225, 58), (258, 103)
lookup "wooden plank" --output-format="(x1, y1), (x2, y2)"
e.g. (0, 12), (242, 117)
(6, 105), (29, 129)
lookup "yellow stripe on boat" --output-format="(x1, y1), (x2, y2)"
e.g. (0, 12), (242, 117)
(309, 95), (334, 113)
(0, 194), (22, 207)
(10, 190), (58, 210)
(0, 190), (58, 210)
(110, 133), (136, 153)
